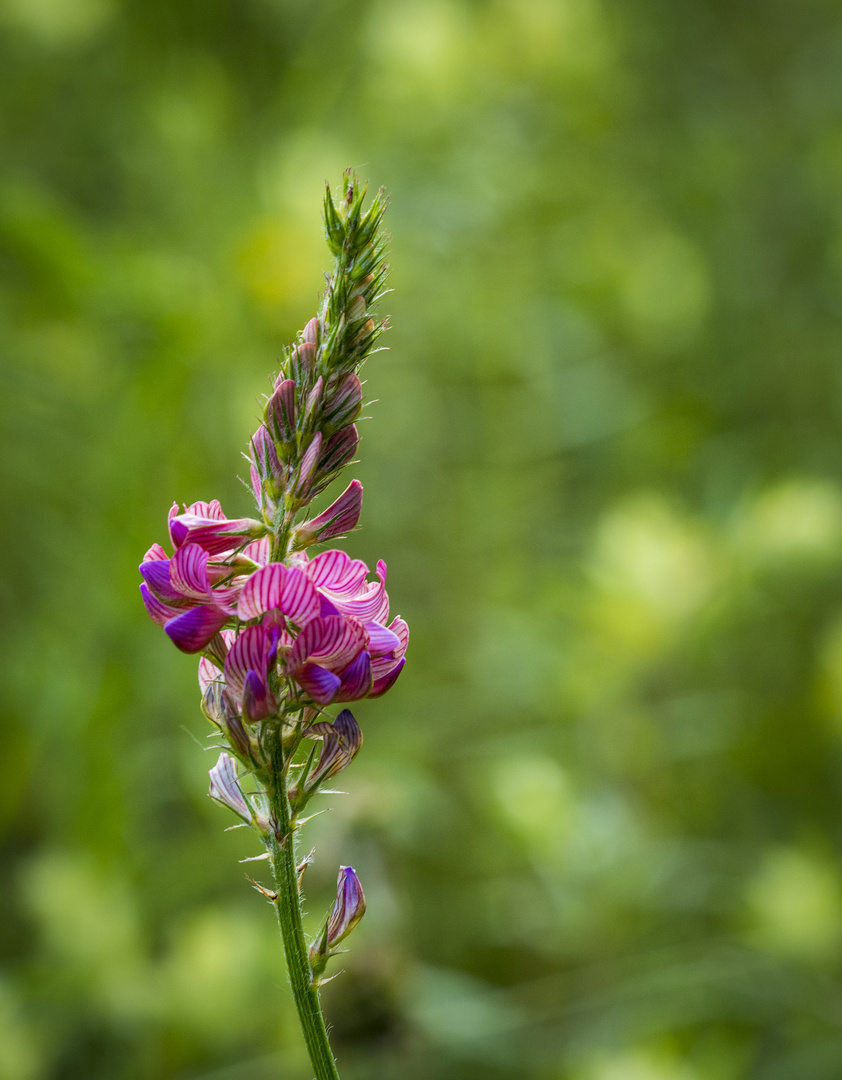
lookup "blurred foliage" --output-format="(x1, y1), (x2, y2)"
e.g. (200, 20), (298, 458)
(3, 0), (842, 1077)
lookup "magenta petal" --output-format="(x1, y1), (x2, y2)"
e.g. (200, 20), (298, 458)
(286, 616), (366, 671)
(224, 625), (269, 697)
(319, 594), (342, 617)
(369, 657), (406, 698)
(281, 567), (321, 626)
(238, 563), (286, 620)
(296, 663), (341, 705)
(388, 616), (409, 658)
(170, 544), (212, 599)
(365, 620), (401, 657)
(165, 605), (229, 653)
(307, 550), (368, 594)
(139, 559), (183, 604)
(182, 519), (263, 556)
(334, 650), (372, 702)
(242, 669), (270, 722)
(140, 583), (183, 626)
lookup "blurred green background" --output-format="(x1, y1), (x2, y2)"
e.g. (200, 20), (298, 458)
(3, 1), (842, 1077)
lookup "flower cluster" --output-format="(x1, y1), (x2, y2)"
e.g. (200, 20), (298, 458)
(137, 175), (406, 1006)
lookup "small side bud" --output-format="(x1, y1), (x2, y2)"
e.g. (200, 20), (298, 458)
(313, 425), (358, 490)
(267, 380), (297, 445)
(322, 373), (363, 432)
(302, 376), (324, 432)
(309, 866), (366, 976)
(289, 431), (323, 503)
(208, 753), (251, 821)
(290, 342), (316, 385)
(303, 317), (320, 345)
(291, 481), (363, 550)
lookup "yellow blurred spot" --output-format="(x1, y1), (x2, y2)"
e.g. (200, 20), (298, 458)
(619, 229), (711, 349)
(589, 496), (718, 652)
(816, 617), (842, 731)
(491, 755), (575, 858)
(734, 479), (842, 562)
(0, 0), (112, 46)
(574, 1047), (702, 1080)
(743, 847), (842, 961)
(367, 0), (471, 88)
(236, 216), (325, 314)
(0, 982), (45, 1080)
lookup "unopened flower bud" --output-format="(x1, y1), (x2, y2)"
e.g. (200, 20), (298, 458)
(302, 708), (363, 792)
(267, 380), (296, 445)
(250, 426), (284, 487)
(291, 481), (363, 550)
(203, 683), (253, 760)
(289, 432), (322, 503)
(322, 373), (362, 432)
(303, 317), (320, 345)
(208, 753), (251, 821)
(309, 866), (366, 974)
(347, 294), (366, 323)
(242, 669), (271, 723)
(315, 425), (358, 487)
(302, 376), (324, 432)
(290, 341), (316, 385)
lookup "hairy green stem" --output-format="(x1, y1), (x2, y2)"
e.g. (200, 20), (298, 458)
(266, 726), (340, 1080)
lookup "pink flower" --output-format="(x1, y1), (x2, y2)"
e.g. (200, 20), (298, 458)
(190, 550), (408, 711)
(139, 501), (269, 654)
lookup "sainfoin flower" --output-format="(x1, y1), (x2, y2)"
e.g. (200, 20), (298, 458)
(139, 500), (270, 653)
(190, 550), (408, 712)
(141, 176), (405, 1074)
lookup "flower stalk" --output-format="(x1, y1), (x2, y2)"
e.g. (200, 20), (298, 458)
(266, 724), (340, 1080)
(138, 173), (408, 1079)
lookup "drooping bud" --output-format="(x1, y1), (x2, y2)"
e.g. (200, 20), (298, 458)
(291, 480), (363, 550)
(301, 708), (363, 793)
(202, 683), (253, 761)
(208, 753), (251, 821)
(309, 866), (366, 975)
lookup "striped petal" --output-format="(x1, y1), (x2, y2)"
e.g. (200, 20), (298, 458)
(170, 544), (212, 599)
(224, 625), (270, 698)
(286, 616), (366, 672)
(140, 583), (183, 626)
(243, 536), (270, 566)
(306, 550), (368, 595)
(165, 605), (229, 653)
(237, 564), (320, 624)
(139, 558), (184, 604)
(370, 657), (406, 698)
(365, 621), (400, 657)
(334, 650), (373, 702)
(208, 753), (251, 821)
(242, 669), (270, 723)
(238, 564), (287, 620)
(198, 656), (224, 693)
